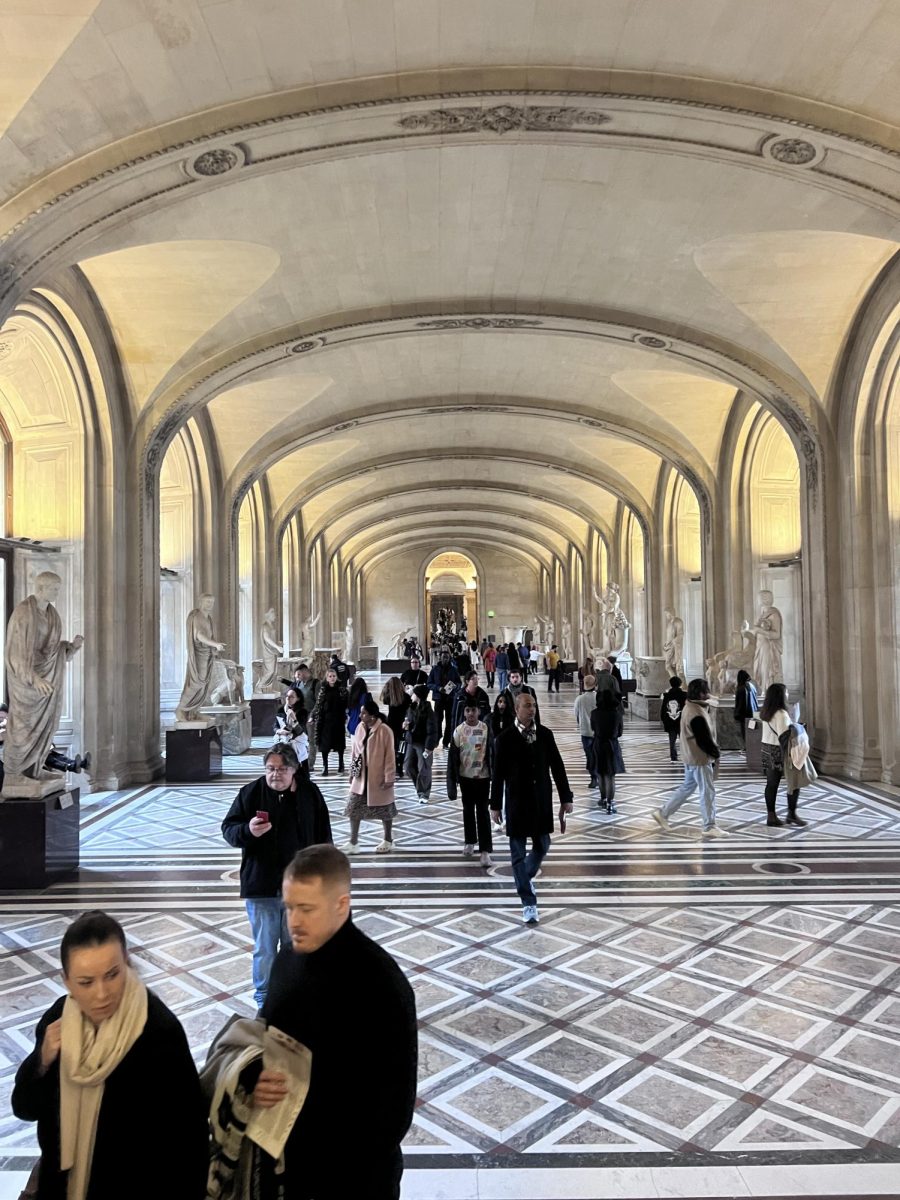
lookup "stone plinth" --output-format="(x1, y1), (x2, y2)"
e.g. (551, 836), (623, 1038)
(0, 787), (80, 888)
(745, 720), (764, 774)
(634, 656), (669, 696)
(709, 696), (743, 749)
(357, 644), (378, 669)
(560, 659), (577, 683)
(1, 771), (68, 799)
(251, 695), (280, 737)
(381, 657), (412, 674)
(276, 657), (302, 681)
(611, 651), (633, 680)
(166, 726), (223, 781)
(202, 704), (252, 754)
(631, 692), (661, 722)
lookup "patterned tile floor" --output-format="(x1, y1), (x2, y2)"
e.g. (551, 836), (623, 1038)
(2, 682), (899, 1198)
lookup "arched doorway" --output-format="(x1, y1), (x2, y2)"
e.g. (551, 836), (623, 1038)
(424, 552), (479, 646)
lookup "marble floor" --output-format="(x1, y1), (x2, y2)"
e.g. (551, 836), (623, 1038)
(2, 682), (899, 1199)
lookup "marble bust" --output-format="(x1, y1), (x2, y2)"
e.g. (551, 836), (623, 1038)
(3, 571), (83, 786)
(751, 589), (784, 695)
(175, 594), (226, 722)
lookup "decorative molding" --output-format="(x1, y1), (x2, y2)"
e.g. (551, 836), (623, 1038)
(634, 333), (669, 350)
(289, 338), (326, 353)
(767, 137), (817, 165)
(416, 317), (543, 331)
(397, 104), (611, 136)
(0, 341), (11, 360)
(187, 145), (245, 178)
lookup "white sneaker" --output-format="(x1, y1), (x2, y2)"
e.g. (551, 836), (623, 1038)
(480, 852), (492, 866)
(701, 825), (726, 839)
(339, 842), (358, 854)
(463, 843), (475, 857)
(651, 808), (672, 831)
(417, 795), (429, 805)
(522, 904), (539, 925)
(375, 840), (393, 853)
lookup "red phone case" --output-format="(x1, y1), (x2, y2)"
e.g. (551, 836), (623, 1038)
(256, 811), (269, 822)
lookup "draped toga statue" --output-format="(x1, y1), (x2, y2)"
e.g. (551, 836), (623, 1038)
(176, 594), (226, 722)
(4, 571), (83, 786)
(257, 607), (283, 693)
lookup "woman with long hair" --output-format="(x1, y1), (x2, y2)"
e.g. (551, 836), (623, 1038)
(12, 912), (208, 1200)
(310, 668), (348, 775)
(346, 674), (370, 736)
(758, 682), (807, 827)
(591, 690), (625, 813)
(380, 676), (411, 769)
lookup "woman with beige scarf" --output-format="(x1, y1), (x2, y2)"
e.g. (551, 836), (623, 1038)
(12, 911), (208, 1200)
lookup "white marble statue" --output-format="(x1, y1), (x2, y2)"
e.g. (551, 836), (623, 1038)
(176, 594), (226, 722)
(3, 571), (83, 784)
(592, 583), (631, 656)
(532, 615), (543, 645)
(561, 616), (573, 661)
(538, 613), (555, 648)
(388, 626), (415, 659)
(343, 616), (354, 663)
(580, 611), (595, 656)
(662, 608), (685, 680)
(705, 620), (756, 694)
(751, 589), (784, 695)
(299, 610), (320, 659)
(257, 606), (283, 692)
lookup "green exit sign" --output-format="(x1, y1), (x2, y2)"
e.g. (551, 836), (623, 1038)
(487, 610), (495, 618)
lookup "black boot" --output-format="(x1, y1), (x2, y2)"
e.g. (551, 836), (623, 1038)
(786, 792), (807, 826)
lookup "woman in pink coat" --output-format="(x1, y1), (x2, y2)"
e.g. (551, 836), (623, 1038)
(341, 698), (397, 854)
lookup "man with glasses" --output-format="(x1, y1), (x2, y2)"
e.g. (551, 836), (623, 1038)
(222, 744), (333, 1011)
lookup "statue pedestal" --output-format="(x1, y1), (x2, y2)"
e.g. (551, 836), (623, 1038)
(709, 697), (743, 749)
(357, 644), (378, 669)
(634, 655), (669, 697)
(166, 727), (223, 781)
(1, 771), (68, 799)
(251, 695), (280, 737)
(201, 703), (252, 754)
(611, 651), (633, 680)
(0, 787), (80, 888)
(745, 719), (764, 774)
(631, 692), (661, 721)
(560, 659), (577, 683)
(311, 647), (340, 678)
(381, 657), (410, 673)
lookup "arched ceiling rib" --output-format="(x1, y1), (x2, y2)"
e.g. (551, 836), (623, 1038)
(355, 524), (553, 575)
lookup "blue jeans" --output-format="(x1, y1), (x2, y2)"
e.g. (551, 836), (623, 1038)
(246, 897), (288, 1009)
(509, 834), (551, 906)
(497, 670), (508, 692)
(660, 764), (717, 829)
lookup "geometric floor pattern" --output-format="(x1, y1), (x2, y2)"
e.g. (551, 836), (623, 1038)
(2, 681), (899, 1196)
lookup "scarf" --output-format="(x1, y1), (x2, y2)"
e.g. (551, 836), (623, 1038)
(59, 967), (148, 1200)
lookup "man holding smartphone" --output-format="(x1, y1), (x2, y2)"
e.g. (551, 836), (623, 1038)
(222, 744), (333, 1011)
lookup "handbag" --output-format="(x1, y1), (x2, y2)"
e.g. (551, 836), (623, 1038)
(348, 753), (363, 780)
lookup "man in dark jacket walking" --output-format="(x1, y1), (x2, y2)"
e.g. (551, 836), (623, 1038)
(427, 650), (462, 747)
(222, 744), (332, 1010)
(254, 845), (417, 1199)
(491, 693), (572, 924)
(660, 675), (687, 761)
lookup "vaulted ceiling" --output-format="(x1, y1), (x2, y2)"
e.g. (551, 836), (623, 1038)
(2, 1), (899, 576)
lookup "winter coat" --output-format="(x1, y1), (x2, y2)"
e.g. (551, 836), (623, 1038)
(403, 701), (439, 749)
(222, 775), (333, 897)
(660, 685), (687, 732)
(312, 682), (348, 753)
(349, 720), (396, 807)
(591, 702), (626, 776)
(490, 724), (572, 838)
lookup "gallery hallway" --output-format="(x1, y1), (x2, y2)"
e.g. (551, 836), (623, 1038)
(2, 683), (899, 1199)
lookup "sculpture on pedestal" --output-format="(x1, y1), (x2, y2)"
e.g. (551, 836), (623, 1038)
(532, 615), (543, 645)
(705, 621), (756, 694)
(299, 611), (320, 659)
(537, 614), (555, 647)
(662, 608), (685, 680)
(3, 571), (83, 785)
(343, 616), (355, 663)
(175, 594), (226, 722)
(592, 583), (631, 657)
(255, 607), (283, 693)
(580, 612), (595, 656)
(561, 616), (573, 661)
(751, 589), (784, 695)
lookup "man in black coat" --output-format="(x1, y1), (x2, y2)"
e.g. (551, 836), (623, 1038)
(427, 650), (462, 748)
(222, 744), (332, 1011)
(253, 845), (418, 1199)
(491, 693), (573, 924)
(399, 654), (428, 690)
